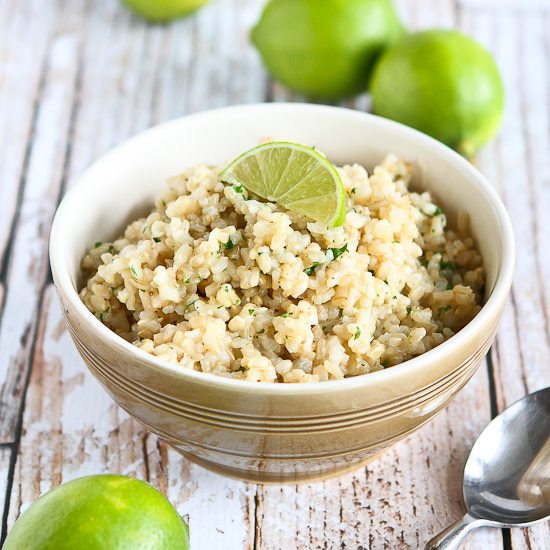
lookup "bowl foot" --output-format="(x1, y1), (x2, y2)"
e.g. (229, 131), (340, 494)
(173, 448), (388, 485)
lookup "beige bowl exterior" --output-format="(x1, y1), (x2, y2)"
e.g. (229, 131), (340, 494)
(50, 104), (515, 483)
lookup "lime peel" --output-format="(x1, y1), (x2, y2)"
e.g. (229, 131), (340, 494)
(251, 0), (404, 99)
(371, 29), (504, 157)
(3, 475), (190, 550)
(221, 142), (346, 227)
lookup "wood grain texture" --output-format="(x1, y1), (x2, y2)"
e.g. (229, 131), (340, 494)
(0, 0), (54, 270)
(0, 0), (84, 443)
(459, 0), (550, 9)
(464, 6), (550, 549)
(254, 367), (500, 550)
(0, 445), (12, 533)
(0, 0), (549, 548)
(2, 1), (263, 546)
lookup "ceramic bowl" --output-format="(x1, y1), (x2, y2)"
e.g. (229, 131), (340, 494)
(50, 104), (515, 483)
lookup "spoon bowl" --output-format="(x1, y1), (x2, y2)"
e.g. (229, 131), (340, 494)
(426, 386), (550, 549)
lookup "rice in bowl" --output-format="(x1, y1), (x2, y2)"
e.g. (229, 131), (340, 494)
(80, 154), (484, 383)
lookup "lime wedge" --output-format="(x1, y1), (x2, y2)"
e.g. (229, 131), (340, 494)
(221, 142), (346, 227)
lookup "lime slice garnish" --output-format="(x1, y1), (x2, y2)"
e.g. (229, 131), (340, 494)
(221, 142), (346, 227)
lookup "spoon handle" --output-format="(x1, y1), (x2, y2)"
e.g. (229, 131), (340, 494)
(424, 513), (485, 550)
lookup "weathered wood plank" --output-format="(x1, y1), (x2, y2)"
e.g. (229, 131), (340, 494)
(465, 2), (550, 412)
(459, 0), (550, 10)
(463, 6), (550, 550)
(1, 0), (548, 549)
(4, 1), (263, 547)
(394, 0), (457, 29)
(155, 444), (257, 550)
(6, 285), (149, 527)
(255, 366), (499, 550)
(0, 444), (13, 535)
(0, 0), (55, 269)
(65, 0), (266, 186)
(62, 0), (151, 180)
(0, 3), (85, 443)
(6, 286), (258, 546)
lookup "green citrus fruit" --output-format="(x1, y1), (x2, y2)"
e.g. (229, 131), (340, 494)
(122, 0), (208, 22)
(3, 475), (190, 550)
(221, 142), (346, 226)
(371, 29), (505, 157)
(251, 0), (403, 99)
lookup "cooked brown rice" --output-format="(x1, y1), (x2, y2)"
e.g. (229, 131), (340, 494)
(80, 154), (484, 383)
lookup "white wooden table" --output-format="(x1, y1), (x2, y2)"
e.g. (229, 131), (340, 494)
(1, 0), (549, 548)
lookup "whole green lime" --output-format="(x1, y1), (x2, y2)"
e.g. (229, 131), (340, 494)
(3, 475), (190, 550)
(371, 29), (504, 157)
(122, 0), (209, 22)
(252, 0), (403, 99)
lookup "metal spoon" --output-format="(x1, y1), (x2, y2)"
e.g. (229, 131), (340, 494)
(425, 386), (550, 550)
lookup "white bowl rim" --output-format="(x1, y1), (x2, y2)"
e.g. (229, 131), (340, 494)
(50, 103), (515, 396)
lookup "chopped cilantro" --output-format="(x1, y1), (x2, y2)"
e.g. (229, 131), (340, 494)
(406, 306), (412, 315)
(185, 299), (197, 312)
(440, 260), (457, 271)
(419, 257), (429, 267)
(104, 306), (110, 314)
(393, 240), (400, 244)
(152, 237), (161, 243)
(236, 366), (245, 372)
(423, 206), (444, 217)
(129, 265), (138, 278)
(381, 359), (389, 368)
(217, 305), (224, 309)
(304, 262), (320, 276)
(224, 239), (234, 250)
(248, 308), (255, 316)
(97, 312), (103, 322)
(232, 184), (244, 193)
(224, 286), (229, 292)
(354, 327), (361, 340)
(350, 187), (356, 194)
(329, 243), (348, 261)
(258, 328), (265, 334)
(94, 241), (102, 249)
(280, 312), (292, 318)
(108, 245), (114, 254)
(185, 278), (191, 284)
